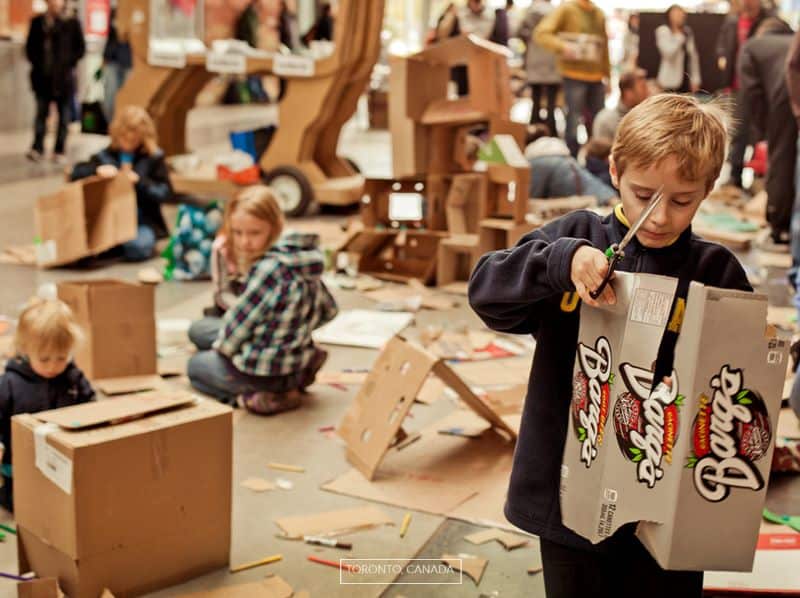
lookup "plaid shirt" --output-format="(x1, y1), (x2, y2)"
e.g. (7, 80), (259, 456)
(214, 232), (338, 376)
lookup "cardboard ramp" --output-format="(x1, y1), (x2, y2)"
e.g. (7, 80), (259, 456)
(325, 409), (518, 530)
(337, 336), (517, 481)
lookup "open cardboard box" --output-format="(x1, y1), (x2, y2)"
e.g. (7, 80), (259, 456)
(35, 174), (137, 268)
(344, 230), (447, 285)
(13, 393), (232, 598)
(560, 272), (787, 571)
(57, 280), (162, 395)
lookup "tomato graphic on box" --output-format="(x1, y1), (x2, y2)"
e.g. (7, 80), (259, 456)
(572, 370), (612, 444)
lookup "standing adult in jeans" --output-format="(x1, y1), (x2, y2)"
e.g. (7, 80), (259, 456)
(534, 0), (609, 157)
(716, 0), (772, 189)
(518, 0), (561, 135)
(25, 0), (85, 164)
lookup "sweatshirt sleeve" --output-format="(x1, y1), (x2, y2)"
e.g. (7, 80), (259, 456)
(468, 213), (593, 335)
(0, 375), (10, 449)
(533, 4), (567, 55)
(75, 370), (96, 404)
(136, 153), (173, 206)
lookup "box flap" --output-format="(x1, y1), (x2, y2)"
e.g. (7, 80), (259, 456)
(34, 393), (195, 430)
(34, 182), (87, 267)
(94, 375), (166, 396)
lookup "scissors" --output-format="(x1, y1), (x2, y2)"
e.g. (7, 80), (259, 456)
(590, 187), (665, 300)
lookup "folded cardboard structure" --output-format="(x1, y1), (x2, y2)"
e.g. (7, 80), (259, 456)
(14, 394), (232, 597)
(34, 174), (137, 268)
(116, 0), (384, 214)
(341, 35), (534, 287)
(561, 272), (787, 571)
(337, 335), (518, 481)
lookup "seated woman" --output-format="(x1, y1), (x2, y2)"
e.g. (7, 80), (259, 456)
(71, 106), (172, 261)
(524, 124), (617, 205)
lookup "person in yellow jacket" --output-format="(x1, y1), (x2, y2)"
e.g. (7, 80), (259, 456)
(534, 0), (610, 157)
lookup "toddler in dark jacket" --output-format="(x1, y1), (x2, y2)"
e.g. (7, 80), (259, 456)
(0, 298), (94, 511)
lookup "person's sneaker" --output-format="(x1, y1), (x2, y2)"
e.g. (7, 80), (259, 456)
(25, 149), (43, 162)
(52, 153), (68, 166)
(299, 347), (329, 391)
(238, 389), (302, 415)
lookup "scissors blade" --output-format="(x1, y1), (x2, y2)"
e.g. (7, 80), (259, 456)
(617, 187), (665, 254)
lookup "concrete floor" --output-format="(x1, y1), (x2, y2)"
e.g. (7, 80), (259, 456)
(0, 109), (544, 598)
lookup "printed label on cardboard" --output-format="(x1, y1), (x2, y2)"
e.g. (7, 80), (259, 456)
(630, 288), (672, 327)
(612, 364), (684, 488)
(206, 51), (247, 74)
(148, 46), (187, 69)
(686, 365), (771, 502)
(273, 54), (315, 77)
(34, 240), (56, 265)
(571, 337), (614, 467)
(34, 423), (72, 494)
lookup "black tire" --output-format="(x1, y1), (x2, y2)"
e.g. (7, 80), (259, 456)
(263, 166), (315, 217)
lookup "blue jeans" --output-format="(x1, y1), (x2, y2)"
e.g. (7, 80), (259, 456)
(188, 317), (223, 351)
(187, 350), (299, 402)
(529, 156), (617, 205)
(33, 93), (70, 154)
(562, 78), (606, 157)
(121, 225), (156, 262)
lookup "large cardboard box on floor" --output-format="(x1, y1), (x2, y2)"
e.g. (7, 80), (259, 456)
(13, 394), (233, 598)
(35, 174), (137, 268)
(57, 280), (162, 394)
(560, 272), (786, 571)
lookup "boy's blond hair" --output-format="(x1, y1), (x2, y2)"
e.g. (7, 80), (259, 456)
(222, 185), (285, 265)
(109, 105), (159, 155)
(612, 94), (730, 192)
(15, 298), (83, 357)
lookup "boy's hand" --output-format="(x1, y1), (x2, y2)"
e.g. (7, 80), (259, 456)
(571, 245), (616, 307)
(125, 170), (140, 183)
(96, 164), (118, 178)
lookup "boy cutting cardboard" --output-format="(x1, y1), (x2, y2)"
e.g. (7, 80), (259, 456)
(469, 94), (752, 597)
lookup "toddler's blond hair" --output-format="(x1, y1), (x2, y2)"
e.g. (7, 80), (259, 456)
(15, 298), (83, 358)
(109, 105), (159, 155)
(612, 94), (730, 192)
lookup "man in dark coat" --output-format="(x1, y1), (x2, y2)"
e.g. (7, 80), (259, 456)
(716, 0), (772, 189)
(25, 0), (85, 163)
(740, 18), (797, 249)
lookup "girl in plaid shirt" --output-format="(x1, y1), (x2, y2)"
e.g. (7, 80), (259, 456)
(187, 186), (338, 415)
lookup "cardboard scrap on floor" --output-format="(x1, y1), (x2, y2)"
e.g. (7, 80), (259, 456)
(758, 251), (793, 269)
(416, 377), (448, 404)
(324, 410), (517, 530)
(274, 505), (394, 539)
(316, 371), (369, 386)
(0, 244), (36, 265)
(312, 310), (414, 349)
(452, 357), (532, 387)
(442, 554), (488, 585)
(241, 477), (276, 492)
(363, 286), (456, 312)
(768, 306), (796, 331)
(464, 528), (530, 550)
(17, 577), (64, 598)
(94, 374), (169, 396)
(177, 575), (293, 598)
(778, 407), (800, 439)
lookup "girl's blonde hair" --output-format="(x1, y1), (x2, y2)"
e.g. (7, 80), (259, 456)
(222, 185), (285, 264)
(15, 298), (83, 357)
(612, 94), (731, 192)
(109, 105), (159, 155)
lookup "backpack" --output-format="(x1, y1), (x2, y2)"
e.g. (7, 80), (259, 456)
(162, 203), (224, 281)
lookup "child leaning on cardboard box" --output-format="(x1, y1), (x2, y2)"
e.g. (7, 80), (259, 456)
(187, 186), (338, 416)
(469, 94), (754, 598)
(0, 298), (95, 512)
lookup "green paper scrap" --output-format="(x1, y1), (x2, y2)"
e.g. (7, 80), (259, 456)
(478, 139), (507, 165)
(696, 212), (759, 233)
(0, 524), (16, 535)
(763, 508), (800, 533)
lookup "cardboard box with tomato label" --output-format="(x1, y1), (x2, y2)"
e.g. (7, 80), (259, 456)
(560, 272), (787, 571)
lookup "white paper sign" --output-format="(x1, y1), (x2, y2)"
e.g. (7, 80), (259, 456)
(148, 46), (187, 69)
(388, 193), (424, 221)
(34, 423), (73, 495)
(206, 51), (247, 74)
(273, 55), (315, 77)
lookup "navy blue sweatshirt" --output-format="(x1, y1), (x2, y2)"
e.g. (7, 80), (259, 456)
(0, 358), (94, 469)
(468, 208), (752, 550)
